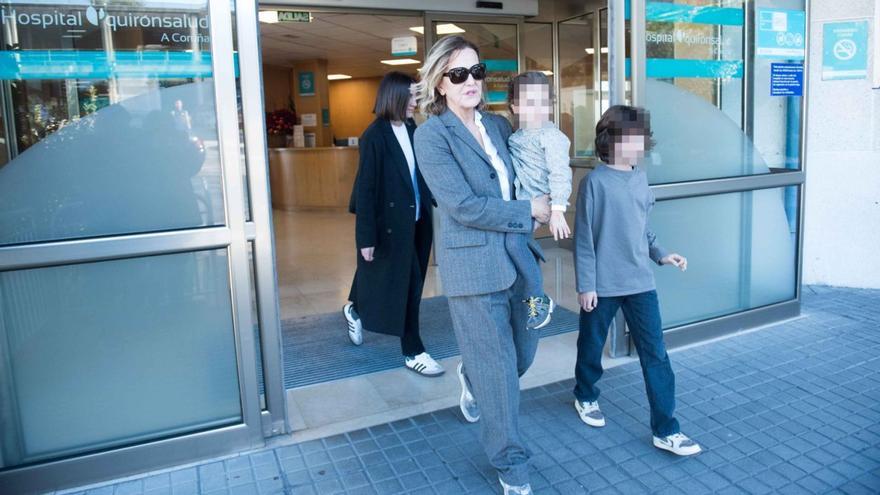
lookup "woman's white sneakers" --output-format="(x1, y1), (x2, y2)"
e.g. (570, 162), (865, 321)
(342, 302), (363, 346)
(457, 362), (481, 423)
(404, 352), (445, 377)
(499, 477), (533, 495)
(653, 432), (703, 456)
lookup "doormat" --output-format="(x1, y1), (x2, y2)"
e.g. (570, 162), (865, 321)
(281, 297), (580, 389)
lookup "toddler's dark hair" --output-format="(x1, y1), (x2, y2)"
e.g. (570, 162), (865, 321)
(594, 105), (655, 163)
(507, 71), (554, 112)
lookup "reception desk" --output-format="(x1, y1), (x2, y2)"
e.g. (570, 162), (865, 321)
(268, 146), (359, 210)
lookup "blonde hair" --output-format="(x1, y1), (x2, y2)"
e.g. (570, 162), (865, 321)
(415, 35), (482, 116)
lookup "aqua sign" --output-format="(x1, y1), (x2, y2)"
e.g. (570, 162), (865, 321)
(756, 9), (806, 59)
(822, 21), (869, 81)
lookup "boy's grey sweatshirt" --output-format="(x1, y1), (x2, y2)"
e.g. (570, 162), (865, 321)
(574, 164), (669, 296)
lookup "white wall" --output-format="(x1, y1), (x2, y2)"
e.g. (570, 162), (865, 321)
(803, 0), (880, 288)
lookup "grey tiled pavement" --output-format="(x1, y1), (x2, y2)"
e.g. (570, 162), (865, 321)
(63, 286), (880, 495)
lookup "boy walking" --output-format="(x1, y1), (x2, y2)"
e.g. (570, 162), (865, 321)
(573, 105), (701, 456)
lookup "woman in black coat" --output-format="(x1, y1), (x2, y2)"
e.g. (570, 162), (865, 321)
(343, 72), (443, 377)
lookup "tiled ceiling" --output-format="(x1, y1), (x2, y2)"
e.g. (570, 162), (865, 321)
(260, 12), (426, 79)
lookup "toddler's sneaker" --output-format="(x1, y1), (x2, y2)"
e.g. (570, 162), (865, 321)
(525, 295), (554, 329)
(499, 477), (533, 495)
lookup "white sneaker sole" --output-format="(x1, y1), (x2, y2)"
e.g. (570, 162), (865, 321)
(457, 362), (479, 423)
(653, 437), (702, 456)
(574, 399), (606, 427)
(343, 304), (363, 346)
(532, 298), (555, 330)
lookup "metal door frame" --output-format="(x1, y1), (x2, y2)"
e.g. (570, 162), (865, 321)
(0, 1), (276, 493)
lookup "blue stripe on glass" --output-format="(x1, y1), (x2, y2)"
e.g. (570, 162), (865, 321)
(626, 1), (744, 26)
(486, 90), (508, 104)
(483, 59), (518, 72)
(0, 50), (239, 80)
(625, 58), (744, 79)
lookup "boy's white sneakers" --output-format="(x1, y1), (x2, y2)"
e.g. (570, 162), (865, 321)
(653, 432), (703, 456)
(575, 399), (606, 427)
(404, 352), (445, 377)
(342, 302), (363, 346)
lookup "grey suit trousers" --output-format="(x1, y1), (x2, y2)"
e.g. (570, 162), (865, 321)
(446, 275), (539, 486)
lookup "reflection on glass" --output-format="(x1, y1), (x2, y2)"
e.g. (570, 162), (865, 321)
(0, 0), (226, 246)
(435, 22), (517, 118)
(559, 14), (597, 158)
(600, 9), (609, 112)
(651, 187), (798, 328)
(0, 249), (242, 468)
(522, 22), (554, 119)
(636, 1), (804, 183)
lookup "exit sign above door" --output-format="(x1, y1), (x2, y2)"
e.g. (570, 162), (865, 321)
(277, 11), (312, 23)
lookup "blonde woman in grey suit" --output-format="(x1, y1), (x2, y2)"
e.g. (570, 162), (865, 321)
(413, 35), (551, 495)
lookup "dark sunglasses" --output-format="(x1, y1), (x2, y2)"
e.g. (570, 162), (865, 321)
(443, 63), (486, 84)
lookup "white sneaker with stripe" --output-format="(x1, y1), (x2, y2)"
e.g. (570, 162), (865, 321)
(342, 302), (363, 346)
(404, 352), (444, 377)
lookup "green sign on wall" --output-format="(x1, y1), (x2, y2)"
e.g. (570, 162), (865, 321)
(298, 71), (315, 96)
(822, 21), (869, 80)
(278, 11), (312, 23)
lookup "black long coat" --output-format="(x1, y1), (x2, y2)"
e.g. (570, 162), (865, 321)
(348, 118), (434, 337)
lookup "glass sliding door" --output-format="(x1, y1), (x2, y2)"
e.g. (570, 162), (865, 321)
(0, 0), (277, 492)
(616, 0), (806, 350)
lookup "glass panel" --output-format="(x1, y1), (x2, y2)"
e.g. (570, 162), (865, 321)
(0, 0), (227, 246)
(635, 0), (805, 184)
(652, 186), (799, 328)
(559, 14), (598, 158)
(522, 22), (553, 120)
(434, 21), (518, 117)
(0, 249), (241, 469)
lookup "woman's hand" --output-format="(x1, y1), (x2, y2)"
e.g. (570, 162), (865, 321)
(530, 195), (551, 224)
(549, 211), (571, 241)
(361, 247), (375, 262)
(660, 253), (687, 271)
(579, 291), (598, 312)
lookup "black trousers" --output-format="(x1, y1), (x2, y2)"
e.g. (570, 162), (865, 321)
(400, 252), (426, 357)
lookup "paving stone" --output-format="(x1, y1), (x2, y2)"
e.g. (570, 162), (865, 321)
(61, 287), (880, 495)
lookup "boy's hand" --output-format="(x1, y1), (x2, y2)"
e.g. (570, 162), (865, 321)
(361, 247), (375, 262)
(549, 210), (571, 241)
(661, 253), (687, 271)
(578, 291), (598, 312)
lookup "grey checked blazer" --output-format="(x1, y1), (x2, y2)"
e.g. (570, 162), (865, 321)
(414, 109), (543, 297)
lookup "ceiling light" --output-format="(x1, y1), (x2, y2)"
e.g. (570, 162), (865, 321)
(436, 23), (465, 35)
(541, 70), (553, 76)
(381, 58), (421, 65)
(409, 23), (465, 35)
(585, 48), (595, 55)
(258, 11), (278, 23)
(327, 74), (352, 80)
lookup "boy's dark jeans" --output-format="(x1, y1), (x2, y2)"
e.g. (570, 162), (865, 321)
(573, 290), (680, 437)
